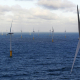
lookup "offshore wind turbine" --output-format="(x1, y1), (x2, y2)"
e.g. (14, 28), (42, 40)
(21, 30), (22, 38)
(65, 30), (66, 38)
(33, 28), (34, 40)
(49, 30), (51, 36)
(70, 5), (80, 73)
(29, 32), (31, 35)
(38, 30), (39, 36)
(6, 30), (7, 36)
(2, 31), (3, 35)
(52, 27), (54, 42)
(12, 30), (14, 36)
(8, 20), (13, 57)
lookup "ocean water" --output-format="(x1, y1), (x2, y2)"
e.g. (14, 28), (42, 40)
(0, 32), (80, 80)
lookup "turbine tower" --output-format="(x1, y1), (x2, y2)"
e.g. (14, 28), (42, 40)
(65, 30), (66, 38)
(33, 28), (34, 40)
(49, 30), (51, 36)
(38, 30), (39, 36)
(2, 31), (3, 35)
(6, 30), (7, 36)
(21, 30), (22, 38)
(52, 27), (54, 42)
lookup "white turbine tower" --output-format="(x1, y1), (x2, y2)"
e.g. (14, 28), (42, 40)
(52, 27), (54, 42)
(21, 30), (22, 38)
(38, 30), (39, 36)
(2, 31), (3, 35)
(6, 30), (7, 36)
(33, 28), (34, 40)
(70, 5), (80, 74)
(65, 30), (66, 38)
(49, 30), (51, 36)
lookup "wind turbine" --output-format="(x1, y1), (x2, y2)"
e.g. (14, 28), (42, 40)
(8, 20), (13, 57)
(52, 27), (54, 42)
(65, 30), (66, 38)
(33, 28), (34, 40)
(2, 31), (3, 35)
(38, 30), (39, 36)
(49, 30), (51, 36)
(70, 5), (80, 73)
(29, 32), (31, 35)
(21, 30), (22, 38)
(6, 30), (7, 36)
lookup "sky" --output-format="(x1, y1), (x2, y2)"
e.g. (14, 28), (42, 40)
(0, 0), (80, 32)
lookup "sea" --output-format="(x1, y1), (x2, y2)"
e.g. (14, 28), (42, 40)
(0, 32), (80, 80)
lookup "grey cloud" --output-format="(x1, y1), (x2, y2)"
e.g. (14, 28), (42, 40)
(3, 0), (34, 1)
(0, 3), (59, 21)
(37, 0), (76, 12)
(0, 2), (78, 32)
(0, 5), (11, 12)
(15, 0), (34, 1)
(0, 5), (21, 13)
(0, 4), (76, 32)
(34, 15), (57, 20)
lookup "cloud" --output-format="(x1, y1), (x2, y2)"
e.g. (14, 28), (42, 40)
(15, 0), (34, 1)
(0, 5), (11, 12)
(37, 0), (76, 12)
(0, 5), (58, 21)
(0, 4), (59, 31)
(3, 0), (34, 1)
(29, 7), (58, 20)
(0, 4), (78, 32)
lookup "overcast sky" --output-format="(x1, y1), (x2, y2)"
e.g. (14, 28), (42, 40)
(0, 0), (80, 32)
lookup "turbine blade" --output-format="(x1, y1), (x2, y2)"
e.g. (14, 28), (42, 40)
(70, 39), (80, 74)
(77, 5), (80, 37)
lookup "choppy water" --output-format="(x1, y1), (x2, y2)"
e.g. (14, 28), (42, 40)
(0, 32), (80, 80)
